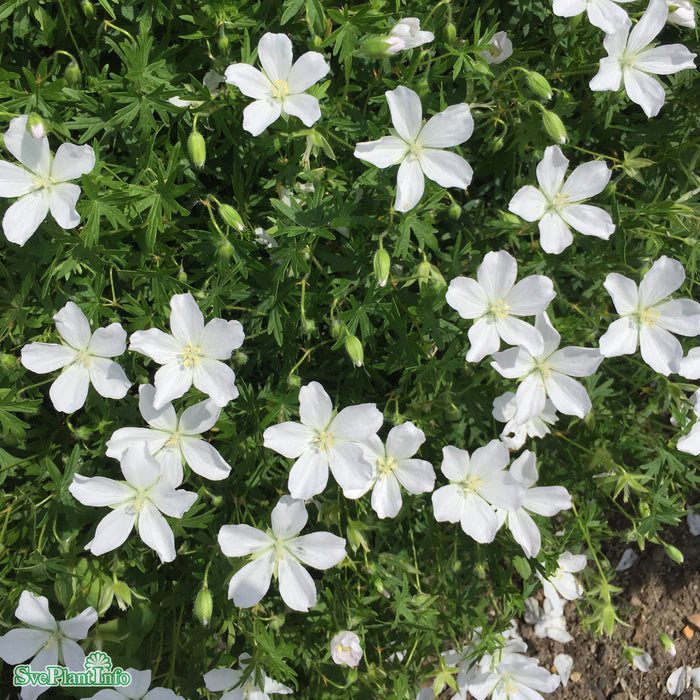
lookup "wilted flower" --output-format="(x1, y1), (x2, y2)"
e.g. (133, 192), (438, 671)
(539, 551), (587, 615)
(480, 31), (513, 64)
(492, 391), (559, 449)
(203, 654), (292, 700)
(524, 596), (574, 643)
(88, 667), (184, 699)
(225, 32), (330, 136)
(676, 389), (700, 455)
(20, 301), (130, 413)
(552, 0), (632, 34)
(627, 647), (653, 672)
(387, 17), (434, 53)
(589, 0), (697, 118)
(0, 115), (95, 246)
(508, 145), (614, 254)
(331, 631), (363, 667)
(354, 86), (473, 212)
(218, 496), (346, 612)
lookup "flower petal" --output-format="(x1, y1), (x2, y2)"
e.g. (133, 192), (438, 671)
(508, 185), (547, 222)
(283, 93), (322, 127)
(299, 381), (333, 431)
(514, 373), (547, 424)
(88, 323), (127, 357)
(54, 301), (91, 349)
(120, 443), (161, 489)
(286, 51), (330, 93)
(418, 149), (473, 189)
(218, 524), (273, 557)
(639, 256), (685, 307)
(491, 347), (535, 379)
(330, 403), (383, 441)
(49, 364), (90, 412)
(4, 116), (50, 176)
(386, 86), (423, 142)
(286, 532), (347, 569)
(508, 509), (541, 557)
(327, 443), (373, 494)
(655, 299), (700, 335)
(258, 33), (293, 83)
(0, 628), (49, 664)
(169, 293), (204, 345)
(137, 503), (176, 563)
(506, 275), (556, 316)
(264, 421), (314, 459)
(536, 146), (568, 199)
(370, 474), (403, 518)
(242, 99), (282, 136)
(538, 211), (573, 254)
(587, 0), (632, 33)
(129, 328), (182, 364)
(85, 507), (136, 556)
(200, 318), (244, 360)
(496, 316), (544, 356)
(627, 0), (666, 54)
(589, 56), (623, 92)
(394, 158), (424, 212)
(49, 183), (81, 229)
(58, 638), (86, 671)
(466, 316), (501, 362)
(545, 372), (592, 417)
(51, 144), (95, 181)
(69, 474), (133, 507)
(288, 449), (329, 499)
(58, 607), (97, 641)
(148, 483), (197, 518)
(677, 424), (700, 455)
(21, 342), (76, 373)
(395, 458), (435, 495)
(224, 63), (271, 98)
(680, 348), (700, 379)
(137, 383), (177, 431)
(562, 160), (611, 201)
(604, 272), (639, 315)
(599, 317), (639, 356)
(440, 445), (470, 482)
(445, 276), (488, 319)
(634, 44), (697, 74)
(278, 555), (317, 611)
(549, 347), (603, 377)
(623, 68), (666, 118)
(88, 357), (130, 399)
(193, 358), (239, 407)
(354, 136), (408, 168)
(0, 161), (36, 197)
(639, 324), (682, 375)
(179, 399), (220, 434)
(460, 495), (500, 543)
(227, 554), (275, 607)
(271, 495), (308, 539)
(432, 484), (465, 523)
(418, 104), (473, 148)
(152, 361), (193, 409)
(180, 436), (231, 480)
(15, 591), (56, 630)
(386, 422), (425, 460)
(2, 190), (50, 246)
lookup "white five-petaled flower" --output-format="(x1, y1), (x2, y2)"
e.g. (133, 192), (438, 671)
(677, 389), (700, 456)
(445, 250), (556, 362)
(494, 451), (572, 558)
(0, 115), (95, 246)
(69, 443), (198, 563)
(0, 591), (97, 700)
(467, 653), (561, 700)
(480, 31), (513, 64)
(508, 145), (615, 254)
(539, 551), (587, 615)
(263, 381), (383, 499)
(552, 0), (633, 34)
(354, 86), (473, 213)
(491, 312), (604, 424)
(20, 301), (130, 413)
(88, 667), (184, 700)
(106, 384), (231, 485)
(492, 391), (559, 450)
(330, 631), (364, 668)
(129, 292), (244, 410)
(203, 654), (293, 700)
(218, 495), (347, 612)
(598, 257), (700, 375)
(346, 421), (435, 519)
(589, 0), (697, 118)
(386, 17), (435, 53)
(431, 441), (525, 543)
(666, 0), (695, 28)
(224, 32), (330, 136)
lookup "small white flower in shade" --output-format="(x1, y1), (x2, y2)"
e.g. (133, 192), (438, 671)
(218, 495), (347, 612)
(492, 391), (559, 450)
(480, 31), (513, 64)
(386, 17), (435, 53)
(445, 250), (556, 362)
(69, 443), (198, 563)
(330, 630), (363, 667)
(491, 313), (603, 424)
(539, 551), (587, 615)
(508, 145), (614, 254)
(263, 381), (383, 499)
(680, 348), (700, 379)
(345, 422), (435, 518)
(0, 591), (97, 698)
(627, 647), (653, 672)
(677, 389), (700, 455)
(552, 0), (633, 34)
(106, 384), (231, 485)
(589, 0), (697, 118)
(468, 653), (561, 700)
(666, 0), (695, 28)
(224, 32), (330, 136)
(129, 292), (244, 410)
(203, 654), (292, 700)
(0, 115), (95, 246)
(495, 451), (572, 558)
(87, 667), (184, 699)
(598, 257), (700, 376)
(20, 301), (130, 413)
(354, 86), (473, 213)
(431, 440), (526, 543)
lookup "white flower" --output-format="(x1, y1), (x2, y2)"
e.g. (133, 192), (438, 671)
(468, 653), (561, 700)
(680, 347), (700, 378)
(539, 551), (587, 615)
(589, 0), (697, 118)
(386, 17), (435, 53)
(666, 0), (695, 28)
(224, 32), (330, 136)
(552, 0), (633, 34)
(491, 312), (603, 424)
(69, 443), (198, 563)
(495, 451), (572, 558)
(431, 440), (525, 543)
(354, 86), (473, 212)
(129, 292), (244, 410)
(330, 631), (363, 667)
(203, 654), (292, 700)
(480, 31), (513, 64)
(508, 145), (614, 254)
(20, 301), (130, 413)
(628, 647), (653, 672)
(677, 389), (700, 455)
(524, 597), (574, 643)
(445, 250), (556, 362)
(0, 115), (95, 246)
(599, 257), (700, 375)
(263, 381), (383, 499)
(492, 391), (559, 449)
(218, 495), (346, 612)
(88, 667), (184, 699)
(106, 384), (231, 485)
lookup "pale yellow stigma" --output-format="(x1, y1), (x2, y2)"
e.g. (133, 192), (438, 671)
(73, 349), (92, 368)
(461, 475), (483, 495)
(535, 359), (552, 380)
(313, 430), (335, 451)
(551, 191), (570, 209)
(489, 299), (510, 319)
(181, 344), (202, 368)
(639, 307), (660, 326)
(270, 79), (289, 100)
(376, 456), (398, 477)
(405, 142), (424, 162)
(164, 434), (180, 449)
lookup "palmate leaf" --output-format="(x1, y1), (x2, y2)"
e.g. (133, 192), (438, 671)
(0, 389), (40, 439)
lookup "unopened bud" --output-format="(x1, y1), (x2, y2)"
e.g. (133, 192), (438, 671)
(217, 240), (234, 258)
(373, 248), (391, 287)
(217, 32), (229, 54)
(287, 373), (301, 388)
(187, 130), (206, 168)
(415, 80), (430, 98)
(218, 203), (244, 231)
(542, 110), (567, 144)
(176, 266), (187, 282)
(330, 319), (342, 339)
(664, 544), (683, 564)
(194, 586), (213, 626)
(0, 353), (19, 370)
(26, 114), (46, 139)
(73, 426), (92, 441)
(65, 61), (81, 87)
(345, 334), (364, 367)
(448, 202), (462, 219)
(446, 23), (457, 43)
(526, 71), (553, 100)
(361, 36), (398, 58)
(311, 35), (324, 49)
(301, 318), (316, 333)
(81, 0), (96, 19)
(659, 633), (676, 656)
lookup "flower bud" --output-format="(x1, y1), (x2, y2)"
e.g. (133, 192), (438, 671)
(445, 23), (457, 43)
(217, 31), (229, 54)
(448, 202), (462, 219)
(217, 240), (234, 258)
(301, 318), (316, 333)
(218, 203), (244, 231)
(194, 586), (213, 626)
(65, 61), (81, 87)
(287, 373), (301, 388)
(373, 248), (391, 287)
(664, 544), (683, 564)
(72, 426), (92, 441)
(26, 114), (46, 139)
(0, 353), (19, 370)
(81, 0), (96, 19)
(311, 35), (324, 49)
(415, 79), (430, 97)
(526, 71), (553, 100)
(345, 334), (364, 367)
(659, 633), (676, 656)
(176, 265), (187, 283)
(542, 110), (567, 144)
(330, 319), (342, 339)
(361, 36), (398, 58)
(187, 130), (206, 168)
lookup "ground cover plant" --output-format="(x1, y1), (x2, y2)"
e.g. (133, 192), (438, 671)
(0, 0), (698, 698)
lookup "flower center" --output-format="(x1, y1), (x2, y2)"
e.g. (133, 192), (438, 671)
(128, 494), (149, 515)
(73, 348), (92, 368)
(405, 142), (424, 162)
(488, 299), (510, 319)
(460, 475), (483, 495)
(164, 433), (181, 449)
(181, 344), (202, 368)
(376, 456), (398, 476)
(313, 430), (336, 451)
(548, 191), (570, 211)
(535, 359), (552, 380)
(270, 79), (289, 100)
(336, 643), (352, 654)
(638, 307), (660, 326)
(487, 45), (502, 58)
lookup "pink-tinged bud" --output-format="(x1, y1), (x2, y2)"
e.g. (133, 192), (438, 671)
(542, 110), (567, 144)
(26, 114), (46, 139)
